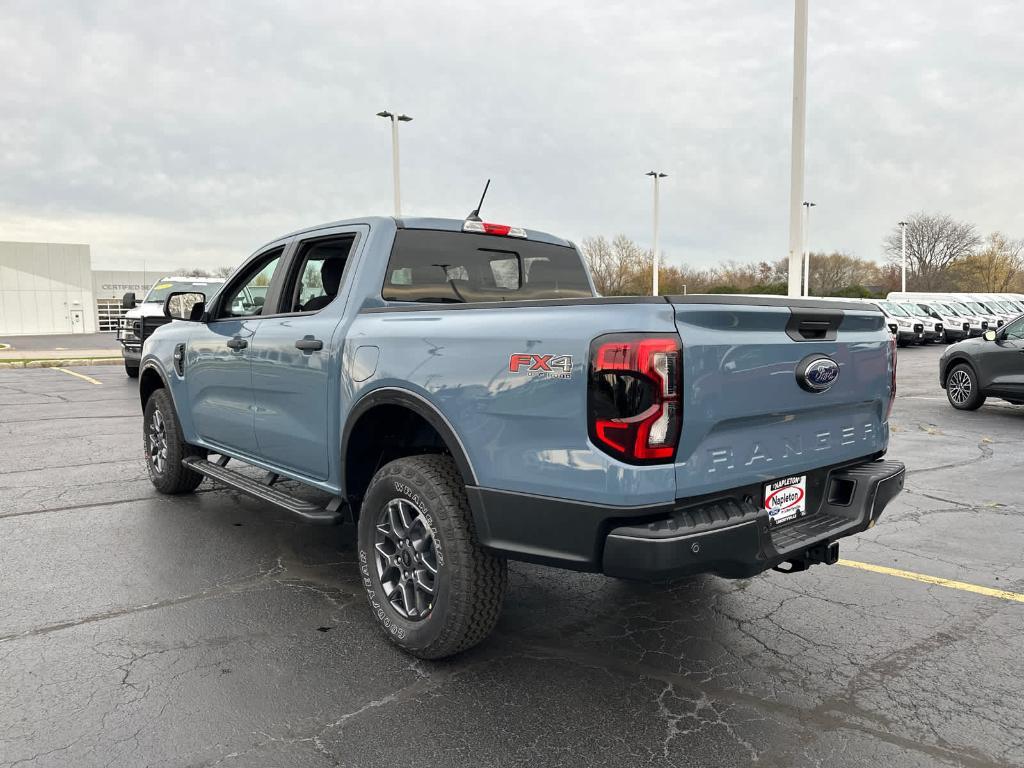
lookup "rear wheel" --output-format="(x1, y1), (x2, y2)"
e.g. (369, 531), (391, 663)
(125, 360), (139, 378)
(143, 388), (205, 493)
(357, 454), (507, 659)
(946, 363), (985, 411)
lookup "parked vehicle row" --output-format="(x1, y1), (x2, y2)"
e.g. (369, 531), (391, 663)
(822, 293), (1024, 348)
(135, 214), (903, 658)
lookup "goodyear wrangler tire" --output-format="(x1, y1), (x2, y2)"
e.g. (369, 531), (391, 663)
(143, 388), (206, 494)
(358, 454), (507, 659)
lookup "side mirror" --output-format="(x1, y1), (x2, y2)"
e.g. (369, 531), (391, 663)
(164, 291), (207, 321)
(121, 291), (137, 309)
(983, 329), (998, 342)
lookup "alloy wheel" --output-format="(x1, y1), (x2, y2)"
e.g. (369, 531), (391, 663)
(374, 498), (439, 621)
(949, 369), (972, 406)
(148, 408), (168, 474)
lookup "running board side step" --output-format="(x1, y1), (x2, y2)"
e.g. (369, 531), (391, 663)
(183, 456), (344, 525)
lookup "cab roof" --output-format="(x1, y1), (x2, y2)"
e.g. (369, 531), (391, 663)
(274, 216), (574, 249)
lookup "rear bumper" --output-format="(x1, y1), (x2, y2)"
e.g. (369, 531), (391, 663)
(467, 457), (905, 581)
(602, 460), (905, 581)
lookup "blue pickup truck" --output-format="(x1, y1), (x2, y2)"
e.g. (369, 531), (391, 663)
(138, 215), (905, 658)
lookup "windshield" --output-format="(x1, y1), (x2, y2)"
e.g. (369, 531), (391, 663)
(949, 302), (973, 317)
(935, 303), (959, 316)
(877, 301), (909, 317)
(901, 303), (928, 317)
(145, 280), (224, 303)
(1006, 300), (1024, 311)
(964, 301), (988, 314)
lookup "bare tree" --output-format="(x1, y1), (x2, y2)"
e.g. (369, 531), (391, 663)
(171, 267), (212, 278)
(809, 252), (881, 296)
(581, 235), (651, 295)
(951, 232), (1024, 292)
(213, 266), (235, 277)
(883, 213), (980, 290)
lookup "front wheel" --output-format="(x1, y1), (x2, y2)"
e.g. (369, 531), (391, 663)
(143, 388), (206, 493)
(946, 363), (985, 411)
(357, 454), (507, 659)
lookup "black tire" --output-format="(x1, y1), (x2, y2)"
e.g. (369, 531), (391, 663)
(945, 363), (986, 411)
(143, 388), (206, 493)
(125, 360), (140, 378)
(357, 454), (507, 659)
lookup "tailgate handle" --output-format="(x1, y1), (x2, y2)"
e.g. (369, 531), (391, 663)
(796, 321), (831, 340)
(786, 309), (841, 342)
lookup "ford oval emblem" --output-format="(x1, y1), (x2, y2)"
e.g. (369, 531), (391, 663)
(796, 355), (840, 393)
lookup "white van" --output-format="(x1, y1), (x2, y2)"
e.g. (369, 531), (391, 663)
(885, 293), (984, 340)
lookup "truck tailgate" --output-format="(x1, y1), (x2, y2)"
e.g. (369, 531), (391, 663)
(668, 296), (892, 498)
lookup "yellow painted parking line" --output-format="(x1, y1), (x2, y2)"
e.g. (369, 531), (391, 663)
(52, 367), (103, 386)
(840, 559), (1024, 604)
(0, 343), (10, 350)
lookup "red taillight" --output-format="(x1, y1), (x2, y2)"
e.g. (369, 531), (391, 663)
(886, 335), (897, 420)
(588, 334), (682, 464)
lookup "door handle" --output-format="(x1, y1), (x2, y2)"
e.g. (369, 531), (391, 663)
(295, 336), (324, 352)
(226, 337), (248, 351)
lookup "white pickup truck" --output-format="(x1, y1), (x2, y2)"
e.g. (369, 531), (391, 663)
(117, 277), (227, 377)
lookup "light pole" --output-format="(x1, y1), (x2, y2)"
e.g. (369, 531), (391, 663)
(646, 171), (667, 296)
(899, 220), (908, 292)
(802, 201), (816, 296)
(787, 0), (809, 297)
(376, 110), (413, 217)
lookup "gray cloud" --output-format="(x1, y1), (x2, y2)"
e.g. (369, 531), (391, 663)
(1, 0), (1023, 272)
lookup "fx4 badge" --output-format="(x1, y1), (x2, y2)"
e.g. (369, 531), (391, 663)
(508, 353), (574, 380)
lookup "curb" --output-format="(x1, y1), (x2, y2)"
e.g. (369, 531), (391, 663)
(0, 358), (123, 369)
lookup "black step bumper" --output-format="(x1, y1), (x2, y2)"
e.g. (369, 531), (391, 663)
(602, 459), (905, 581)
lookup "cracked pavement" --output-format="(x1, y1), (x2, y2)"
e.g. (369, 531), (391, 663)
(1, 347), (1022, 767)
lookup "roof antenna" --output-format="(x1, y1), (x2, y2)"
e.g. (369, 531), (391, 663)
(466, 179), (491, 222)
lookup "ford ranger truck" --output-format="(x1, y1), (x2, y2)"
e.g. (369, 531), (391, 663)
(137, 216), (905, 659)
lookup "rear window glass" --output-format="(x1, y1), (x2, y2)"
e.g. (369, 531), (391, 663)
(382, 230), (593, 303)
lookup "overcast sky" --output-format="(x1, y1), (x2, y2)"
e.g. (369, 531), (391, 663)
(2, 1), (1023, 272)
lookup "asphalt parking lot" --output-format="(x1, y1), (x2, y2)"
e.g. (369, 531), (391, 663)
(1, 345), (1022, 768)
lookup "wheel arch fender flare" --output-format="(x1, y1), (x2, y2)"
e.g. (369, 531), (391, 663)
(942, 355), (976, 388)
(341, 387), (478, 492)
(139, 360), (170, 411)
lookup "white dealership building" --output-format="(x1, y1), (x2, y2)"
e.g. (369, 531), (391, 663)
(0, 240), (155, 336)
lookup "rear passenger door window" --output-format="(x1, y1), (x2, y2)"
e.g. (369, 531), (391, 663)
(282, 235), (355, 314)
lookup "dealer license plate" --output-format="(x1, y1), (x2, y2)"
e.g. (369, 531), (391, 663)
(764, 475), (807, 527)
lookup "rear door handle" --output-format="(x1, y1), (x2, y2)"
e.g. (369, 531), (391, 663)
(226, 337), (248, 351)
(295, 336), (324, 352)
